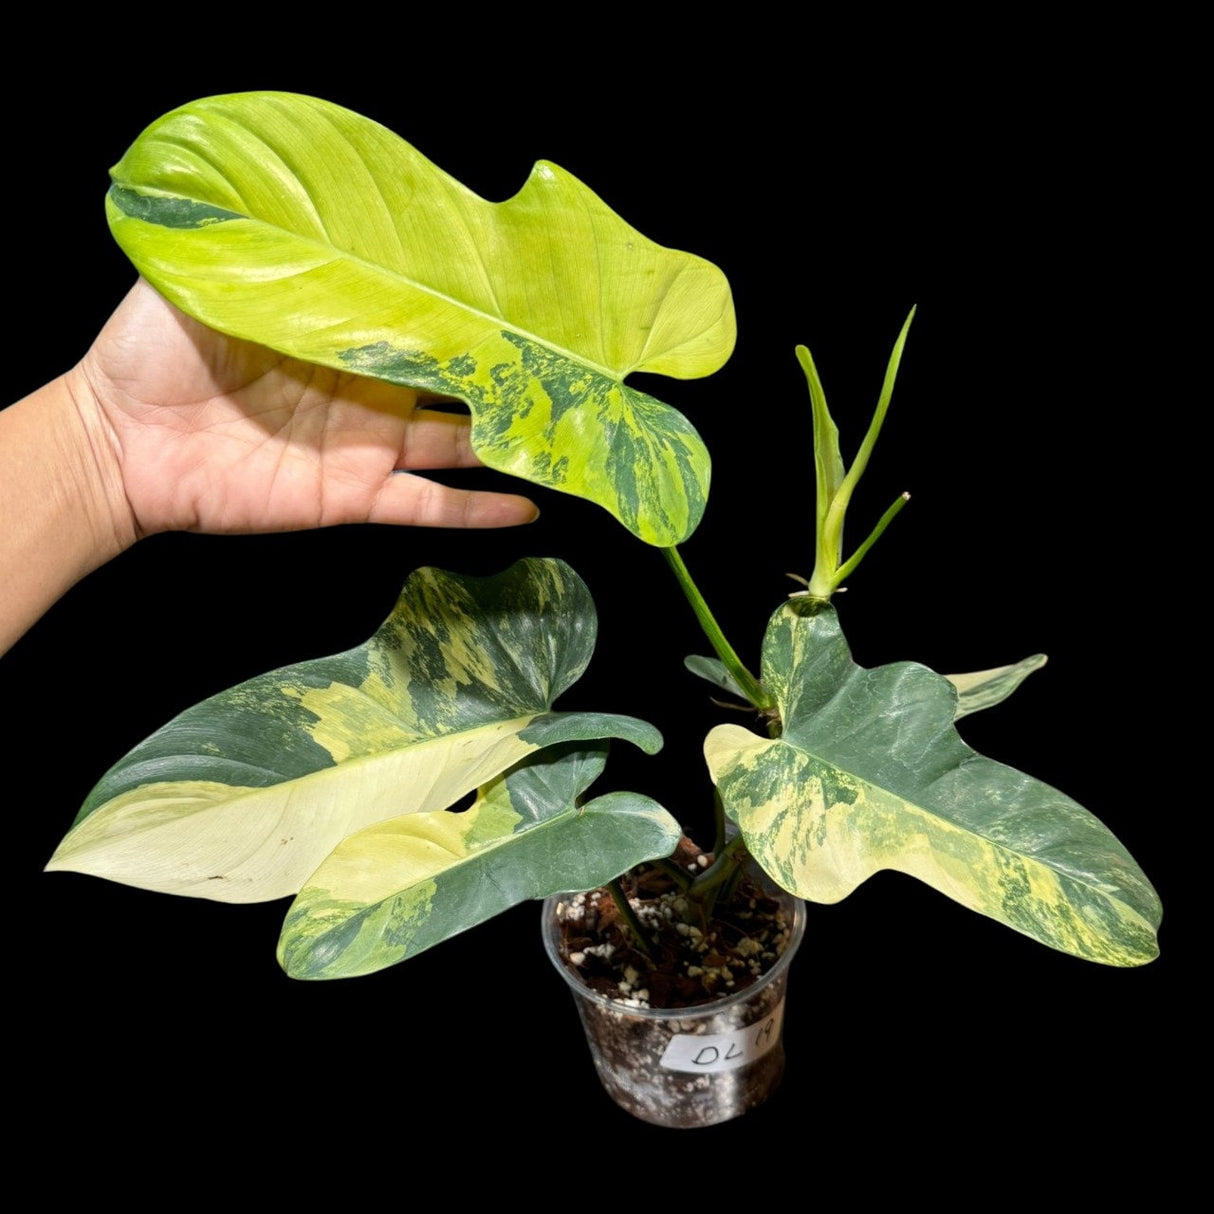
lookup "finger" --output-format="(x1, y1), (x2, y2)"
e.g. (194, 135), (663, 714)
(370, 472), (539, 529)
(397, 411), (483, 471)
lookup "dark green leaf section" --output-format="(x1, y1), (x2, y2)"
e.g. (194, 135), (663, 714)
(707, 601), (1161, 965)
(108, 185), (242, 229)
(684, 655), (745, 698)
(519, 711), (661, 753)
(279, 743), (681, 979)
(76, 655), (364, 824)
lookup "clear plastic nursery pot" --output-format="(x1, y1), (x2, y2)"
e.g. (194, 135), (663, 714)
(542, 886), (806, 1129)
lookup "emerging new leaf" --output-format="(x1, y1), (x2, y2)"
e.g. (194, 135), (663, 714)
(105, 92), (735, 544)
(799, 312), (914, 598)
(48, 559), (661, 903)
(704, 600), (1160, 966)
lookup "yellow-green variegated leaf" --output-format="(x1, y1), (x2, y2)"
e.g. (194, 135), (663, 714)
(105, 92), (735, 544)
(47, 559), (660, 903)
(279, 742), (681, 979)
(704, 601), (1160, 966)
(945, 653), (1048, 719)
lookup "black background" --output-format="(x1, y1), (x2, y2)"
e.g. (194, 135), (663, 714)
(7, 49), (1191, 1162)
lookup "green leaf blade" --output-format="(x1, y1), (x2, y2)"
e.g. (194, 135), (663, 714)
(106, 92), (734, 544)
(279, 744), (681, 980)
(684, 655), (746, 698)
(705, 602), (1160, 966)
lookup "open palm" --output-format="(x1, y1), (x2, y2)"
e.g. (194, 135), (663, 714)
(77, 280), (537, 538)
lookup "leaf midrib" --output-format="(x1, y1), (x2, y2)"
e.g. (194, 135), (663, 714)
(113, 182), (641, 383)
(58, 715), (540, 855)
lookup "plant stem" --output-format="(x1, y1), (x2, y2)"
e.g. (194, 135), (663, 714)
(607, 877), (654, 959)
(662, 546), (774, 710)
(712, 787), (728, 857)
(690, 833), (748, 921)
(655, 856), (693, 890)
(833, 492), (911, 587)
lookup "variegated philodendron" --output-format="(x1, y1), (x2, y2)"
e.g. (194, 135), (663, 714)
(56, 91), (1161, 986)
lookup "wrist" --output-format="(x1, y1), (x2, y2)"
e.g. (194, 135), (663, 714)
(0, 370), (139, 653)
(60, 363), (141, 555)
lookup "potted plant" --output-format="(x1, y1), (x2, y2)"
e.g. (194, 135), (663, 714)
(38, 92), (1161, 1127)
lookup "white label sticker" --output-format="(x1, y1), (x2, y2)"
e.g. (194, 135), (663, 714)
(658, 999), (785, 1074)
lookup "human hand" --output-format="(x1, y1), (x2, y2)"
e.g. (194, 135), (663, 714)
(71, 278), (538, 540)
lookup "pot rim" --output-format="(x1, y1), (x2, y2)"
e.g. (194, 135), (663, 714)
(540, 889), (806, 1022)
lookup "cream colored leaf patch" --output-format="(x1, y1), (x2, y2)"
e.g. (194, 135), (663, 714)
(48, 722), (538, 903)
(945, 653), (1048, 720)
